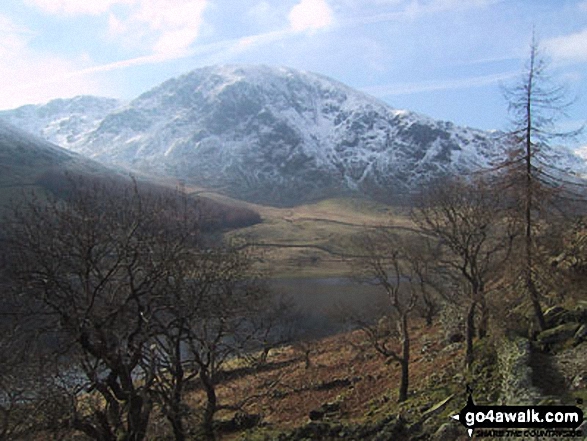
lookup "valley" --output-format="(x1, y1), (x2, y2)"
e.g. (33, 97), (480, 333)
(0, 62), (586, 441)
(212, 192), (413, 277)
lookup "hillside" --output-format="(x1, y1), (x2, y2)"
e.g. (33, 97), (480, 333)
(0, 119), (113, 214)
(31, 313), (583, 440)
(212, 194), (413, 277)
(0, 120), (261, 231)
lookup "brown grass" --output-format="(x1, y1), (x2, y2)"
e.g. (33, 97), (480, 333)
(195, 191), (416, 278)
(182, 320), (467, 439)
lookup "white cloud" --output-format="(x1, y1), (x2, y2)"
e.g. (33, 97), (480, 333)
(343, 0), (498, 26)
(25, 0), (133, 16)
(0, 57), (104, 109)
(363, 71), (518, 97)
(0, 15), (31, 58)
(574, 144), (587, 160)
(28, 0), (208, 56)
(146, 0), (207, 54)
(580, 1), (587, 12)
(248, 1), (274, 23)
(545, 29), (587, 64)
(398, 0), (498, 17)
(288, 0), (334, 32)
(106, 0), (207, 55)
(0, 14), (104, 109)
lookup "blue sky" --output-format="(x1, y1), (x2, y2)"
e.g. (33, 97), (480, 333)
(1, 0), (586, 145)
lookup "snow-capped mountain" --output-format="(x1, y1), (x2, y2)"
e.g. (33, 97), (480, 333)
(1, 65), (585, 205)
(0, 96), (121, 150)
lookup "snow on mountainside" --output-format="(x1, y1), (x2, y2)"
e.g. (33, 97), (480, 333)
(0, 96), (121, 149)
(1, 65), (585, 205)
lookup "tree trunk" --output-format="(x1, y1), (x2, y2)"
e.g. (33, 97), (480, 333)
(523, 46), (546, 334)
(199, 369), (217, 440)
(126, 393), (151, 441)
(167, 380), (186, 441)
(528, 272), (546, 332)
(423, 295), (435, 327)
(170, 413), (185, 441)
(398, 313), (410, 402)
(169, 336), (186, 441)
(465, 300), (476, 369)
(478, 296), (488, 339)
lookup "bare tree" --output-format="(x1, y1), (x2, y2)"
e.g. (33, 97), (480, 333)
(500, 33), (582, 332)
(243, 295), (299, 367)
(412, 176), (515, 368)
(1, 175), (268, 441)
(0, 317), (63, 440)
(401, 235), (446, 327)
(4, 178), (168, 440)
(350, 230), (420, 402)
(157, 246), (268, 440)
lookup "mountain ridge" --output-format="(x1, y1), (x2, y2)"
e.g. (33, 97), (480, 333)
(1, 65), (585, 206)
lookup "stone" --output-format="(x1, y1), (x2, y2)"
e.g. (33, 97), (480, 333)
(574, 324), (587, 342)
(308, 402), (341, 421)
(572, 306), (587, 325)
(421, 394), (455, 421)
(232, 411), (261, 430)
(446, 330), (465, 343)
(544, 306), (567, 327)
(308, 409), (325, 421)
(571, 373), (587, 390)
(431, 422), (462, 441)
(372, 415), (408, 441)
(537, 323), (580, 345)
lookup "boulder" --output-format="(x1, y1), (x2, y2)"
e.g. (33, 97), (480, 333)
(572, 304), (587, 324)
(371, 415), (408, 441)
(571, 373), (587, 391)
(544, 304), (587, 328)
(574, 324), (587, 342)
(308, 402), (341, 421)
(232, 411), (261, 430)
(308, 408), (325, 421)
(544, 306), (567, 328)
(431, 422), (462, 441)
(446, 330), (465, 344)
(537, 323), (580, 345)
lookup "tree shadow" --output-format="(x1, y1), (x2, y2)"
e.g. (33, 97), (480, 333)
(529, 348), (572, 402)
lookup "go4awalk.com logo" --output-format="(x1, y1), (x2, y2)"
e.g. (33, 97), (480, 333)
(451, 393), (584, 438)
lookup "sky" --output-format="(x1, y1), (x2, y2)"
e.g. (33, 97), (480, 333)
(1, 0), (587, 147)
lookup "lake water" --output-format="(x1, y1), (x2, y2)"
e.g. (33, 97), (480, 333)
(268, 277), (389, 337)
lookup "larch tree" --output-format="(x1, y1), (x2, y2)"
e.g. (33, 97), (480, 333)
(501, 33), (581, 332)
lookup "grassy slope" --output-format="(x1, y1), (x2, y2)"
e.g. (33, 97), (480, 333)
(172, 320), (476, 441)
(185, 186), (415, 278)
